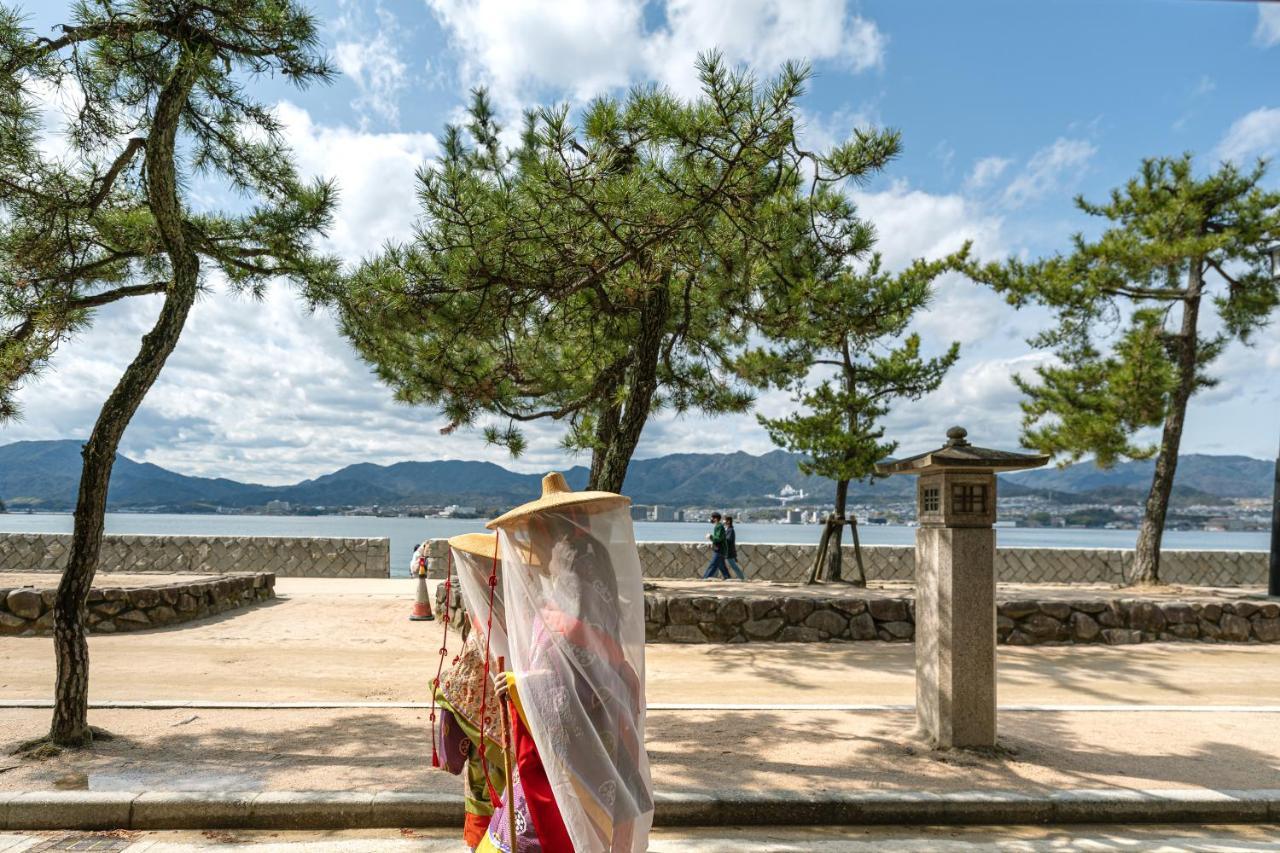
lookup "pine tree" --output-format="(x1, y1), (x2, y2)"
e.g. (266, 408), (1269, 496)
(0, 0), (339, 747)
(320, 55), (899, 492)
(970, 155), (1280, 584)
(745, 251), (965, 583)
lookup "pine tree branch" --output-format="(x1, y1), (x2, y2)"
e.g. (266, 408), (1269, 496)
(67, 281), (168, 310)
(1099, 284), (1188, 300)
(13, 16), (156, 72)
(1206, 258), (1241, 289)
(87, 138), (146, 215)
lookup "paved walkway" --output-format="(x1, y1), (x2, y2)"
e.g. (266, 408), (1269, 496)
(3, 825), (1280, 851)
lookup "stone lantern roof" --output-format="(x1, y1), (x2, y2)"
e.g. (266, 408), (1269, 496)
(875, 426), (1050, 476)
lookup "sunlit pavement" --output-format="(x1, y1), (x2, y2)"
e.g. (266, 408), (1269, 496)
(2, 825), (1280, 851)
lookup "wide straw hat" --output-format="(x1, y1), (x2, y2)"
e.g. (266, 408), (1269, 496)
(447, 531), (499, 560)
(486, 472), (630, 530)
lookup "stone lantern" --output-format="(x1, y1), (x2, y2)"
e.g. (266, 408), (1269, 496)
(876, 426), (1048, 748)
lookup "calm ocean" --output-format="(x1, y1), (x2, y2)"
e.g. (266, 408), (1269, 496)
(0, 513), (1269, 578)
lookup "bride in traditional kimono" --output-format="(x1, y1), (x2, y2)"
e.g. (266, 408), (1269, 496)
(432, 532), (510, 850)
(479, 473), (653, 853)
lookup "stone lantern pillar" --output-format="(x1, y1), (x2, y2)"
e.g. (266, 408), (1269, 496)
(876, 426), (1048, 749)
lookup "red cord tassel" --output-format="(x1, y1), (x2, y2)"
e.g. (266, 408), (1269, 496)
(428, 550), (452, 769)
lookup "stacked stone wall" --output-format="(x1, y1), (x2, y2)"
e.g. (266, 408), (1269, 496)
(0, 572), (275, 636)
(0, 533), (389, 578)
(643, 589), (1280, 645)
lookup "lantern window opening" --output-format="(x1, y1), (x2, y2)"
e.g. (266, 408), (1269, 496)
(922, 486), (940, 512)
(952, 482), (988, 514)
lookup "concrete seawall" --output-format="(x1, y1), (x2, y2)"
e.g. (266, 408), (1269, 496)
(0, 533), (1265, 586)
(0, 533), (390, 578)
(424, 539), (1268, 587)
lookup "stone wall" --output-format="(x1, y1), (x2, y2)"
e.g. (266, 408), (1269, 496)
(0, 533), (389, 578)
(0, 572), (275, 636)
(423, 538), (1266, 586)
(643, 587), (1280, 645)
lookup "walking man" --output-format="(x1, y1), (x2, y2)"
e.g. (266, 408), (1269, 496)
(701, 512), (729, 579)
(724, 515), (746, 580)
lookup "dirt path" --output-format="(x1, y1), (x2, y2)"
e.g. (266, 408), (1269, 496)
(1, 707), (1278, 795)
(4, 579), (1280, 705)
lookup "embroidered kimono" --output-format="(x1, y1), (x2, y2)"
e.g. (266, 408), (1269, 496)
(434, 541), (510, 849)
(480, 504), (653, 853)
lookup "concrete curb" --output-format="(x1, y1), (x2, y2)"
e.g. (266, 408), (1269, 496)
(3, 788), (1279, 830)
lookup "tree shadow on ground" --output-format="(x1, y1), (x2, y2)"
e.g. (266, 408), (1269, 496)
(645, 707), (1280, 795)
(3, 706), (1276, 800)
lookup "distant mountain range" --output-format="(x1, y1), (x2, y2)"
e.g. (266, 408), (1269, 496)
(0, 439), (1272, 512)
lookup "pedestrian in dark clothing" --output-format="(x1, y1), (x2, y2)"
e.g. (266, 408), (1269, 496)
(701, 512), (729, 579)
(724, 515), (746, 580)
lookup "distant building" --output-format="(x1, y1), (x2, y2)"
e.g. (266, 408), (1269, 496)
(439, 505), (478, 518)
(785, 508), (803, 524)
(650, 505), (676, 522)
(264, 500), (291, 514)
(630, 504), (651, 521)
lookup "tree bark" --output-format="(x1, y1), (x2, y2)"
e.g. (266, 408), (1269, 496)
(824, 479), (850, 582)
(1130, 266), (1202, 586)
(848, 513), (867, 586)
(587, 283), (669, 493)
(805, 516), (833, 585)
(49, 53), (202, 747)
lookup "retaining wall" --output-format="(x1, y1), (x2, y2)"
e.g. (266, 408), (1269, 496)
(424, 539), (1266, 587)
(0, 572), (275, 636)
(0, 533), (389, 578)
(642, 587), (1280, 645)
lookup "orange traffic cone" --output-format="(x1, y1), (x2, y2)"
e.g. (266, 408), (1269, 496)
(409, 563), (435, 622)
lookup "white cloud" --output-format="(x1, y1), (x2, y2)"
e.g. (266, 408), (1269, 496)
(425, 0), (886, 110)
(425, 0), (645, 110)
(851, 181), (1005, 269)
(333, 4), (410, 127)
(1001, 138), (1097, 208)
(1256, 5), (1280, 47)
(1002, 139), (1096, 207)
(1215, 106), (1280, 164)
(275, 101), (439, 263)
(892, 352), (1054, 452)
(641, 0), (885, 97)
(6, 281), (579, 484)
(966, 155), (1011, 190)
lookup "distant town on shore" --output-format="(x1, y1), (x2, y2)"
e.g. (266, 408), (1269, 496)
(1, 439), (1272, 534)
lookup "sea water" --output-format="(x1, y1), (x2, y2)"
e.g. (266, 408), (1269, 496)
(0, 513), (1268, 578)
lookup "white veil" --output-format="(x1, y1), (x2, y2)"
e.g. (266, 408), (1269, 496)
(452, 546), (508, 665)
(497, 503), (653, 853)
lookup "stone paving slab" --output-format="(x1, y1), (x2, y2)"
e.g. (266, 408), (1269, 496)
(2, 788), (1279, 831)
(8, 825), (1280, 852)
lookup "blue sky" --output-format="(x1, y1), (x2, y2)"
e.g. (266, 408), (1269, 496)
(10, 0), (1280, 484)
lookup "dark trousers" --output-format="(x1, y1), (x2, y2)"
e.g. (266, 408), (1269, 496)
(702, 551), (729, 579)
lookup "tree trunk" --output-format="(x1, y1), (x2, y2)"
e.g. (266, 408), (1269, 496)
(49, 53), (202, 747)
(805, 517), (834, 585)
(824, 479), (851, 582)
(848, 513), (867, 587)
(587, 284), (669, 493)
(587, 403), (621, 489)
(1130, 268), (1202, 586)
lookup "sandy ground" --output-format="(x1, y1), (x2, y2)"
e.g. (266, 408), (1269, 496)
(4, 578), (1280, 706)
(1, 707), (1279, 793)
(4, 578), (1280, 800)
